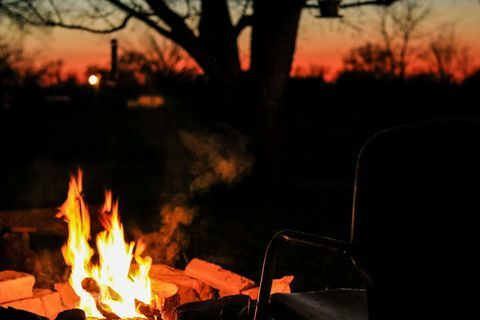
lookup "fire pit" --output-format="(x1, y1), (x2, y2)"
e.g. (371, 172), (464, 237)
(0, 170), (293, 320)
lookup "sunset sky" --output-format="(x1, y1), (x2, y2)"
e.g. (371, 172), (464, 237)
(21, 0), (480, 82)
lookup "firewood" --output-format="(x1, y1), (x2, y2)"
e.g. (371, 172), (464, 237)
(160, 294), (180, 320)
(149, 264), (217, 304)
(151, 280), (180, 320)
(136, 300), (162, 319)
(80, 278), (124, 319)
(35, 289), (64, 319)
(95, 301), (120, 320)
(185, 259), (256, 296)
(80, 277), (121, 302)
(54, 283), (80, 309)
(80, 278), (99, 296)
(0, 270), (35, 303)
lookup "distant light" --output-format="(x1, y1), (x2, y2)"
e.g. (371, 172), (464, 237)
(88, 75), (99, 86)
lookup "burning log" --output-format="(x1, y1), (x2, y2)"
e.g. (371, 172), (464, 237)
(0, 270), (35, 303)
(151, 280), (180, 320)
(80, 277), (123, 302)
(136, 300), (162, 319)
(185, 259), (256, 296)
(79, 277), (180, 319)
(95, 301), (120, 320)
(80, 278), (100, 297)
(80, 278), (125, 319)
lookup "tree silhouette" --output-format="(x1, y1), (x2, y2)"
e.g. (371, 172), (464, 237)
(0, 38), (23, 87)
(422, 27), (473, 82)
(340, 2), (476, 82)
(0, 0), (402, 187)
(340, 0), (433, 80)
(123, 37), (200, 82)
(379, 0), (431, 78)
(342, 42), (393, 78)
(0, 1), (401, 105)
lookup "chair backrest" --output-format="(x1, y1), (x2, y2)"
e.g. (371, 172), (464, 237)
(351, 119), (480, 319)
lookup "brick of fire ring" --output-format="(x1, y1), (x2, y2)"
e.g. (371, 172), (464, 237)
(37, 289), (64, 319)
(0, 297), (44, 317)
(54, 282), (80, 309)
(0, 289), (63, 319)
(185, 258), (256, 296)
(0, 270), (35, 304)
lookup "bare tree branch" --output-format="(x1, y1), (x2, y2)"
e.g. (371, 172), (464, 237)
(103, 0), (174, 38)
(340, 0), (399, 9)
(43, 13), (133, 34)
(143, 0), (197, 40)
(304, 0), (400, 9)
(15, 0), (134, 34)
(47, 0), (63, 23)
(356, 0), (433, 78)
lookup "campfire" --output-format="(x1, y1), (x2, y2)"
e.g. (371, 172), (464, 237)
(56, 169), (174, 319)
(0, 169), (293, 320)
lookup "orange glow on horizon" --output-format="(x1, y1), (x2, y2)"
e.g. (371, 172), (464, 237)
(24, 2), (480, 83)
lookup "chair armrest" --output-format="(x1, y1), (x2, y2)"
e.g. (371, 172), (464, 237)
(253, 230), (352, 320)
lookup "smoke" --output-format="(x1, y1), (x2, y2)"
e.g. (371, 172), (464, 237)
(136, 194), (194, 265)
(180, 129), (253, 192)
(138, 128), (253, 265)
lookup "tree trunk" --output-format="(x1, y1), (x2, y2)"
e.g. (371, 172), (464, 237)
(153, 0), (305, 196)
(249, 0), (305, 195)
(193, 0), (244, 123)
(199, 0), (241, 85)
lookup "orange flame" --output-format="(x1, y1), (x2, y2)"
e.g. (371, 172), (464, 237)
(57, 170), (153, 318)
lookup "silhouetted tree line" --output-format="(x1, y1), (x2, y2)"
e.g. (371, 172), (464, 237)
(340, 0), (476, 83)
(0, 37), (82, 110)
(1, 30), (479, 112)
(1, 0), (412, 194)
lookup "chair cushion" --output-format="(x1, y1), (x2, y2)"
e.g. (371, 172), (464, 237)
(269, 289), (367, 320)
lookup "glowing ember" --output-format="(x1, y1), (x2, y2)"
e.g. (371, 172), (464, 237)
(56, 170), (154, 318)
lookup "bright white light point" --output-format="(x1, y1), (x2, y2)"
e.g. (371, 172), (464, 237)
(88, 75), (99, 86)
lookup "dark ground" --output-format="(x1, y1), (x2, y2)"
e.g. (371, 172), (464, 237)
(0, 74), (479, 291)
